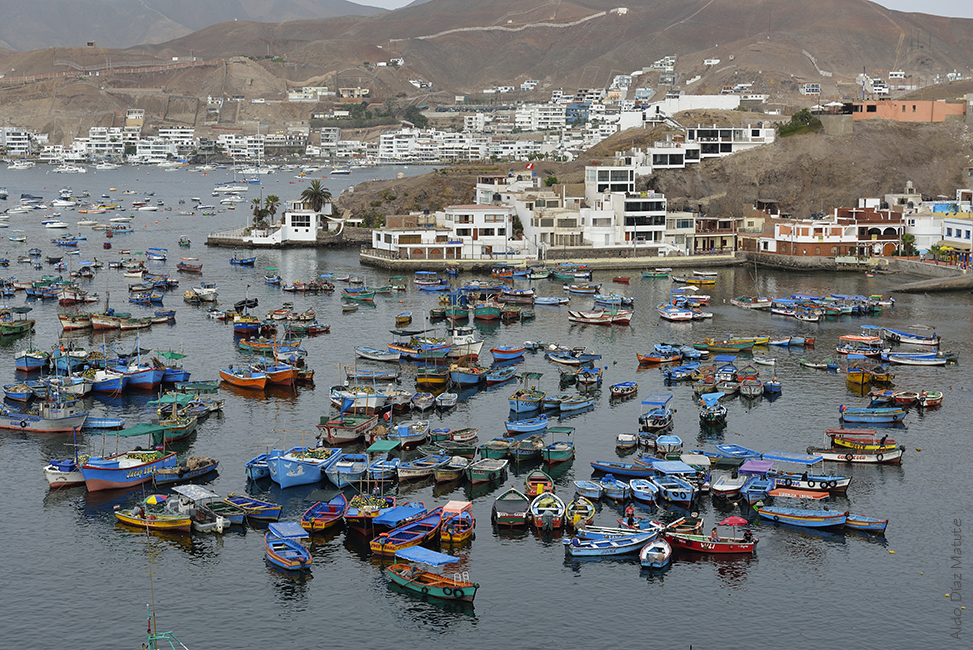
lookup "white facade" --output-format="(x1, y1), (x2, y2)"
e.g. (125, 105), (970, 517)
(941, 214), (973, 251)
(514, 104), (566, 131)
(133, 138), (177, 163)
(370, 227), (462, 260)
(85, 127), (126, 158)
(0, 127), (33, 157)
(158, 126), (196, 152)
(443, 204), (515, 258)
(242, 199), (333, 246)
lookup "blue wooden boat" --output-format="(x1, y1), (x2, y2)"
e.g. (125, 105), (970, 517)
(486, 365), (518, 385)
(505, 414), (548, 434)
(663, 362), (699, 381)
(449, 364), (489, 386)
(650, 474), (698, 508)
(81, 417), (125, 430)
(245, 453), (270, 480)
(368, 457), (401, 481)
(230, 255), (257, 265)
(508, 387), (545, 412)
(838, 405), (906, 424)
(2, 383), (33, 402)
(564, 531), (656, 556)
(301, 494), (349, 531)
(264, 522), (312, 571)
(225, 494), (281, 521)
(559, 395), (596, 412)
(324, 453), (369, 488)
(846, 514), (889, 532)
(81, 450), (177, 491)
(630, 478), (660, 504)
(757, 488), (848, 528)
(267, 446), (341, 488)
(655, 434), (684, 455)
(370, 507), (444, 556)
(598, 473), (632, 501)
(573, 480), (603, 500)
(701, 444), (761, 460)
(491, 345), (526, 362)
(738, 459), (774, 505)
(372, 502), (428, 532)
(639, 393), (674, 432)
(590, 460), (655, 478)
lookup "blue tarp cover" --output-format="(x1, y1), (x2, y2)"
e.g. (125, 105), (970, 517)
(395, 546), (459, 566)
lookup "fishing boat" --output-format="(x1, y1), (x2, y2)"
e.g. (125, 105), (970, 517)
(541, 426), (576, 464)
(267, 446), (341, 488)
(838, 405), (906, 424)
(665, 530), (756, 554)
(807, 445), (905, 464)
(465, 457), (508, 485)
(530, 492), (566, 529)
(698, 391), (727, 427)
(386, 546), (478, 602)
(589, 460), (655, 479)
(918, 390), (943, 408)
(434, 457), (470, 483)
(651, 473), (698, 508)
(176, 258), (203, 273)
(630, 478), (660, 504)
(301, 494), (350, 531)
(1, 398), (89, 433)
(609, 381), (638, 399)
(598, 473), (632, 501)
(370, 507), (444, 556)
(757, 488), (848, 529)
(114, 494), (192, 533)
(398, 453), (450, 481)
(504, 414), (548, 434)
(845, 514), (889, 533)
(152, 456), (220, 487)
(491, 487), (530, 526)
(509, 387), (545, 412)
(730, 295), (772, 310)
(264, 522), (312, 571)
(491, 345), (526, 362)
(81, 450), (177, 491)
(223, 494), (281, 521)
(639, 394), (675, 432)
(219, 367), (267, 389)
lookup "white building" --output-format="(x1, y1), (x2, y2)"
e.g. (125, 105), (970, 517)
(941, 214), (973, 253)
(370, 226), (462, 260)
(241, 198), (334, 246)
(288, 86), (330, 102)
(514, 104), (566, 131)
(0, 127), (33, 157)
(133, 138), (177, 163)
(443, 204), (515, 258)
(158, 126), (196, 154)
(85, 127), (126, 158)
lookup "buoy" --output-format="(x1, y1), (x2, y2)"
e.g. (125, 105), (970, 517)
(155, 221), (158, 224)
(946, 593), (951, 597)
(888, 550), (894, 553)
(916, 448), (921, 452)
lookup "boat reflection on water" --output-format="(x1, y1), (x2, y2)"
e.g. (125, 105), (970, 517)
(676, 552), (758, 590)
(266, 562), (314, 602)
(386, 581), (477, 617)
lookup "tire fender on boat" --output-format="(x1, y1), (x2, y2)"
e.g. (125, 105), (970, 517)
(20, 420), (28, 428)
(773, 515), (779, 522)
(844, 453), (854, 462)
(421, 586), (429, 595)
(442, 587), (453, 596)
(453, 588), (464, 598)
(783, 478), (793, 487)
(876, 453), (884, 462)
(807, 480), (816, 488)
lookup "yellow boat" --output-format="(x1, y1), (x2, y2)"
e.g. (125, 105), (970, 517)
(728, 335), (770, 346)
(114, 494), (191, 533)
(440, 500), (475, 543)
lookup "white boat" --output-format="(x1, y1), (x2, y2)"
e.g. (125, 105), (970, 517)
(110, 216), (133, 223)
(137, 206), (158, 212)
(329, 385), (389, 413)
(95, 162), (120, 170)
(8, 160), (36, 170)
(639, 538), (672, 568)
(44, 221), (70, 229)
(435, 392), (458, 408)
(692, 270), (718, 277)
(76, 219), (99, 226)
(446, 325), (485, 359)
(53, 164), (87, 174)
(355, 346), (401, 362)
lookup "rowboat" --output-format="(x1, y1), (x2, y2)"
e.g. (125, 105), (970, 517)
(505, 415), (548, 434)
(845, 514), (889, 532)
(264, 522), (312, 571)
(301, 494), (350, 531)
(219, 367), (267, 389)
(342, 367), (399, 382)
(609, 381), (638, 399)
(757, 488), (848, 529)
(642, 268), (671, 278)
(267, 446), (341, 488)
(589, 460), (655, 479)
(491, 488), (530, 526)
(665, 532), (757, 554)
(598, 473), (632, 501)
(566, 497), (596, 528)
(491, 345), (525, 361)
(838, 405), (906, 424)
(485, 365), (518, 386)
(917, 390), (943, 408)
(640, 538), (672, 568)
(224, 494), (281, 521)
(807, 446), (905, 464)
(630, 478), (660, 504)
(370, 507), (444, 556)
(530, 492), (565, 529)
(386, 546), (478, 602)
(639, 394), (674, 433)
(324, 453), (370, 487)
(398, 454), (450, 481)
(564, 531), (657, 556)
(114, 494), (192, 533)
(542, 426), (576, 464)
(387, 420), (431, 448)
(524, 469), (555, 496)
(355, 346), (401, 361)
(467, 458), (509, 484)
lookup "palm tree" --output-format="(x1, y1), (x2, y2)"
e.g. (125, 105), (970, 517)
(250, 197), (269, 228)
(264, 195), (281, 222)
(300, 180), (332, 212)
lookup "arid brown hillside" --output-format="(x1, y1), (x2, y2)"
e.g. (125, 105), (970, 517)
(336, 119), (973, 223)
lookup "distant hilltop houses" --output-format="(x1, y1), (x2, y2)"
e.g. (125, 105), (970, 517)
(1, 50), (970, 167)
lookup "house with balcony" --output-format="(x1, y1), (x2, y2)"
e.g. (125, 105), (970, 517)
(443, 204), (516, 259)
(758, 217), (859, 256)
(694, 212), (741, 254)
(834, 206), (906, 256)
(370, 225), (462, 260)
(939, 214), (973, 257)
(235, 198), (335, 247)
(685, 124), (775, 158)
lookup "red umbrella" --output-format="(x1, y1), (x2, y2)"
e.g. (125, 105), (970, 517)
(719, 516), (749, 526)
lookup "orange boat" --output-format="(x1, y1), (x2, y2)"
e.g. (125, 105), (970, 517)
(524, 469), (554, 497)
(612, 276), (630, 284)
(219, 367), (268, 389)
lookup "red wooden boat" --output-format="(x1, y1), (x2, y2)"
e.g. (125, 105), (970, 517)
(219, 367), (268, 389)
(612, 276), (630, 284)
(300, 494), (349, 532)
(665, 532), (757, 554)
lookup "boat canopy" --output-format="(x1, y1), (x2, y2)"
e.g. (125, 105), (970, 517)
(443, 500), (473, 516)
(712, 354), (738, 364)
(762, 451), (824, 465)
(367, 440), (401, 453)
(171, 484), (220, 502)
(700, 392), (725, 408)
(116, 422), (168, 437)
(652, 460), (696, 475)
(268, 522), (309, 539)
(641, 393), (673, 407)
(739, 459), (774, 474)
(374, 504), (426, 527)
(769, 488), (830, 500)
(547, 426), (575, 436)
(680, 453), (710, 468)
(395, 546), (459, 567)
(159, 351), (187, 360)
(147, 393), (194, 407)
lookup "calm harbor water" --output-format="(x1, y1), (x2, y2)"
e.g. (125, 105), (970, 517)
(1, 166), (970, 649)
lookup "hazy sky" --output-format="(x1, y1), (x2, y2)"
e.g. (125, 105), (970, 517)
(362, 0), (973, 19)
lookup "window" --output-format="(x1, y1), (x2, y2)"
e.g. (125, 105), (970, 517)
(535, 199), (546, 208)
(290, 214), (311, 228)
(498, 228), (506, 236)
(912, 105), (916, 112)
(399, 234), (421, 245)
(456, 228), (471, 237)
(479, 228), (495, 237)
(866, 105), (877, 113)
(902, 105), (906, 112)
(815, 247), (820, 255)
(946, 228), (953, 237)
(384, 234), (392, 244)
(966, 230), (971, 240)
(762, 241), (768, 250)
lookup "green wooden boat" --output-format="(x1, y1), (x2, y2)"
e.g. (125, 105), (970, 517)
(445, 305), (468, 321)
(175, 381), (219, 393)
(429, 307), (446, 320)
(551, 271), (576, 281)
(542, 426), (576, 464)
(478, 438), (512, 459)
(386, 547), (478, 602)
(1, 306), (35, 336)
(467, 457), (509, 483)
(473, 302), (501, 321)
(419, 440), (477, 459)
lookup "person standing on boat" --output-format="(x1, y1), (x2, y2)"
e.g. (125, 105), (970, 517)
(710, 527), (720, 541)
(625, 505), (636, 528)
